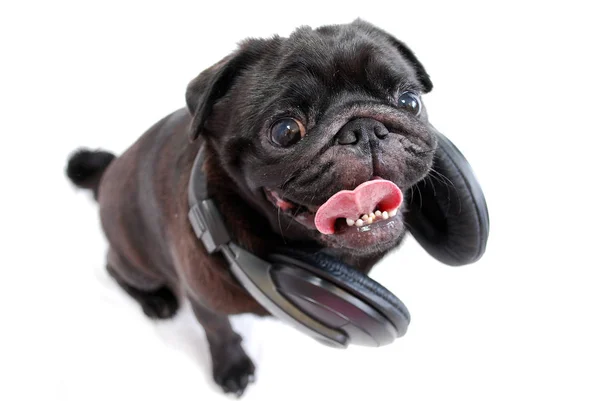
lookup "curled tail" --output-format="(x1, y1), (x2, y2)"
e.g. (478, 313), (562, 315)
(66, 148), (116, 200)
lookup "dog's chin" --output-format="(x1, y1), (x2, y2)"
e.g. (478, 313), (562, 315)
(263, 188), (406, 256)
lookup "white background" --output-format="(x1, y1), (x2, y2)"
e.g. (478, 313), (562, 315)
(1, 1), (599, 400)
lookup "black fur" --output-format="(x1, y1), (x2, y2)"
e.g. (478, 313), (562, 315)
(68, 20), (444, 396)
(185, 19), (437, 256)
(66, 149), (115, 199)
(107, 265), (179, 319)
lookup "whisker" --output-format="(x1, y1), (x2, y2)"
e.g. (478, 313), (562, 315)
(426, 175), (437, 197)
(277, 207), (287, 244)
(284, 202), (305, 232)
(429, 168), (461, 214)
(280, 171), (299, 191)
(429, 168), (455, 188)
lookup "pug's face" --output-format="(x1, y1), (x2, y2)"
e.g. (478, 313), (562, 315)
(187, 20), (437, 256)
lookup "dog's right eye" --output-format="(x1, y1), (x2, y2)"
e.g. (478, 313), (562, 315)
(398, 91), (421, 116)
(270, 118), (306, 147)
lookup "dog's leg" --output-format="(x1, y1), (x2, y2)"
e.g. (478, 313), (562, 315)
(106, 249), (179, 319)
(189, 298), (255, 397)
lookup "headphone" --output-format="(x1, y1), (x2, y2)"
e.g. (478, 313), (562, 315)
(188, 131), (489, 348)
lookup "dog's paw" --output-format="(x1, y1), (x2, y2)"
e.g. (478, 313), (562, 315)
(138, 287), (179, 319)
(213, 348), (256, 397)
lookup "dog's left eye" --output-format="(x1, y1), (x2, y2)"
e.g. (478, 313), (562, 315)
(270, 118), (306, 147)
(398, 92), (421, 116)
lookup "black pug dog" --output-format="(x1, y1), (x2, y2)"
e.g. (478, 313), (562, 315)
(66, 19), (482, 396)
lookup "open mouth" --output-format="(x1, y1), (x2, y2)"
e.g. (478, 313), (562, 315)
(264, 179), (403, 238)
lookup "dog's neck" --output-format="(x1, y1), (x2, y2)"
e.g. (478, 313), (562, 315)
(195, 141), (284, 258)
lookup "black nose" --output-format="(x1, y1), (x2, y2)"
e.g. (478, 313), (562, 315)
(335, 118), (389, 145)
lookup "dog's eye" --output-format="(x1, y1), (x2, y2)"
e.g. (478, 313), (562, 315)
(270, 118), (306, 147)
(398, 92), (421, 115)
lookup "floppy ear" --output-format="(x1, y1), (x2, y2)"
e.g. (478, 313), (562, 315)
(185, 41), (265, 141)
(404, 132), (490, 266)
(352, 19), (433, 93)
(385, 35), (433, 93)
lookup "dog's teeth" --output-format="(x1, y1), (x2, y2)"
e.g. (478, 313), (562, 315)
(361, 214), (369, 221)
(356, 219), (364, 227)
(367, 217), (374, 224)
(369, 212), (376, 219)
(382, 211), (389, 220)
(389, 208), (398, 217)
(346, 218), (355, 226)
(375, 210), (382, 217)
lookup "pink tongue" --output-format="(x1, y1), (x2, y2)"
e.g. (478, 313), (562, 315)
(314, 180), (403, 235)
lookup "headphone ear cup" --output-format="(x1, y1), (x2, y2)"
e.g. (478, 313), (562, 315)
(268, 248), (410, 336)
(405, 132), (490, 266)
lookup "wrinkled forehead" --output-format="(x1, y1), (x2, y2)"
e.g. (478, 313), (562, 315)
(265, 31), (421, 113)
(225, 28), (425, 151)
